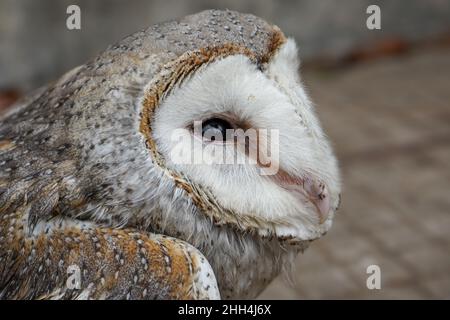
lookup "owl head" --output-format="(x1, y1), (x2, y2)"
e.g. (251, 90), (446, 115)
(143, 40), (341, 240)
(54, 9), (341, 298)
(136, 12), (341, 241)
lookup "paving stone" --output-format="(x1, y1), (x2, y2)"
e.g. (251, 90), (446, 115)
(293, 267), (360, 299)
(422, 275), (450, 299)
(399, 243), (450, 276)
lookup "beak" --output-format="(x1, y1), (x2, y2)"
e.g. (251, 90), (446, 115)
(272, 171), (332, 224)
(303, 178), (331, 224)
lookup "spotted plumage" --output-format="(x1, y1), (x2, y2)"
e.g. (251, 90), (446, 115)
(0, 10), (340, 299)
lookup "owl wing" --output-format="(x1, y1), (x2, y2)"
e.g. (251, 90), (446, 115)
(3, 226), (219, 300)
(0, 204), (219, 300)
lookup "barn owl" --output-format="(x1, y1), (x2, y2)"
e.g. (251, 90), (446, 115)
(0, 9), (340, 300)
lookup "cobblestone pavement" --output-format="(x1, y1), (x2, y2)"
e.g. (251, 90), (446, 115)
(259, 47), (450, 299)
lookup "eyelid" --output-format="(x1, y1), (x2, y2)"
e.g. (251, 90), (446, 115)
(190, 126), (235, 146)
(201, 113), (237, 129)
(186, 112), (251, 131)
(187, 117), (235, 145)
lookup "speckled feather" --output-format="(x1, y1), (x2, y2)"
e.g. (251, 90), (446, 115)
(0, 9), (338, 300)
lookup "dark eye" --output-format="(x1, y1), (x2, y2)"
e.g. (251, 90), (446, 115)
(201, 118), (233, 142)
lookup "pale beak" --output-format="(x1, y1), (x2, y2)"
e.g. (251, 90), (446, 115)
(303, 178), (331, 224)
(272, 171), (331, 224)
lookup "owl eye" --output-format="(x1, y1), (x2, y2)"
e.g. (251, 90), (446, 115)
(201, 118), (233, 142)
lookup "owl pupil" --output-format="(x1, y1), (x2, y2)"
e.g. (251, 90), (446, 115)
(202, 118), (232, 142)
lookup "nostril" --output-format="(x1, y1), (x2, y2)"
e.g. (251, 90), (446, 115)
(271, 170), (332, 224)
(304, 178), (325, 199)
(303, 178), (330, 224)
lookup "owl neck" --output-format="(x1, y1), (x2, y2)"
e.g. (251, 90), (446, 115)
(137, 196), (300, 299)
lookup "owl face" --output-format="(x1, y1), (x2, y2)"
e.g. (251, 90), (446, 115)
(147, 39), (340, 241)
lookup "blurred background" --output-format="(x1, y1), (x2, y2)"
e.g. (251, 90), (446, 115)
(1, 0), (450, 299)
